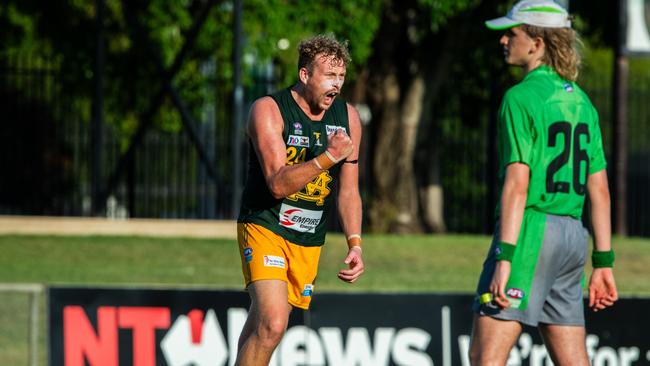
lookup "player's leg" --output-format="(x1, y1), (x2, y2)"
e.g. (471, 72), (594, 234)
(536, 216), (590, 366)
(538, 324), (589, 366)
(235, 279), (292, 366)
(469, 314), (522, 365)
(236, 223), (293, 365)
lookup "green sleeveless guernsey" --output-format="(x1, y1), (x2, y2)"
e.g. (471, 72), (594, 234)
(496, 65), (606, 219)
(238, 87), (350, 246)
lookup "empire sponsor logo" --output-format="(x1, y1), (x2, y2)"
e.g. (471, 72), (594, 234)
(278, 203), (323, 233)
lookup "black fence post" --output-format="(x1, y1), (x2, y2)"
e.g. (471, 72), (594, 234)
(231, 0), (244, 218)
(91, 0), (106, 216)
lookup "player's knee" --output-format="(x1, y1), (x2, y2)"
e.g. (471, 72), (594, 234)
(469, 351), (504, 366)
(468, 345), (481, 366)
(256, 317), (288, 347)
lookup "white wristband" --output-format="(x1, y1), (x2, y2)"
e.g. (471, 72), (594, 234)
(325, 150), (339, 163)
(313, 158), (323, 170)
(347, 234), (362, 241)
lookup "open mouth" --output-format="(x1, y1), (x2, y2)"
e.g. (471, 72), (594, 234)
(324, 91), (338, 104)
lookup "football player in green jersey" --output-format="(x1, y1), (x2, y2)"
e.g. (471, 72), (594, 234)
(469, 1), (618, 365)
(235, 34), (365, 366)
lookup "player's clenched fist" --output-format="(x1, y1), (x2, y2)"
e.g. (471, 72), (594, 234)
(326, 129), (353, 162)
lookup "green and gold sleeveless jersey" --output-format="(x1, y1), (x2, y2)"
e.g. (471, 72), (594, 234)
(238, 87), (350, 246)
(497, 65), (607, 219)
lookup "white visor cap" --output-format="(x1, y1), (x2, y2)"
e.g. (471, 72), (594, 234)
(485, 0), (571, 30)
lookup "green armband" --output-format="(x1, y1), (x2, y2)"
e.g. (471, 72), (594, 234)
(592, 250), (615, 268)
(495, 241), (516, 262)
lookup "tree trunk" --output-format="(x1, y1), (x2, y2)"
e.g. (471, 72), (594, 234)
(365, 0), (458, 233)
(370, 73), (425, 233)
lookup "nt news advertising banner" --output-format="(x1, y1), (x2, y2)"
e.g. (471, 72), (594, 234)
(49, 287), (650, 366)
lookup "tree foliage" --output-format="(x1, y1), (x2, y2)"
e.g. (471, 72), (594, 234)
(0, 0), (628, 230)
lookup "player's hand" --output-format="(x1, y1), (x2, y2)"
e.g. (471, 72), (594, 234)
(588, 267), (618, 312)
(489, 260), (511, 309)
(338, 246), (364, 283)
(326, 130), (353, 162)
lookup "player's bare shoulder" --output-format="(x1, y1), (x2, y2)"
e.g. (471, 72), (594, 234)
(346, 103), (362, 140)
(247, 96), (284, 137)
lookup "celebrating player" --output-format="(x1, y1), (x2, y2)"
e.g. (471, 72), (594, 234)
(234, 34), (364, 365)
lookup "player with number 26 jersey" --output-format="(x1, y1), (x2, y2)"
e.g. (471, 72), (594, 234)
(471, 2), (617, 364)
(496, 64), (606, 219)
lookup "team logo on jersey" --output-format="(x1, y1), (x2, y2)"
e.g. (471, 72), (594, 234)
(263, 255), (286, 268)
(286, 171), (332, 206)
(287, 135), (310, 147)
(562, 82), (574, 93)
(313, 132), (323, 146)
(293, 122), (303, 135)
(243, 247), (253, 263)
(301, 284), (314, 297)
(326, 125), (346, 135)
(279, 203), (323, 233)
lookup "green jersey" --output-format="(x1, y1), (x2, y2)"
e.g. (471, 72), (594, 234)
(497, 65), (606, 219)
(238, 87), (349, 246)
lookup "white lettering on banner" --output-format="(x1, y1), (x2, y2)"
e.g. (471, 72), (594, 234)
(153, 305), (650, 366)
(279, 203), (323, 233)
(228, 308), (247, 366)
(280, 326), (325, 366)
(459, 332), (643, 366)
(319, 327), (394, 366)
(325, 125), (346, 135)
(160, 309), (228, 366)
(458, 335), (471, 366)
(392, 328), (434, 366)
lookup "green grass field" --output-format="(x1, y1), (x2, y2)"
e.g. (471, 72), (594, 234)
(1, 233), (648, 364)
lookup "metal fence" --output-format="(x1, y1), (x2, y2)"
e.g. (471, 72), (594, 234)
(2, 52), (650, 235)
(0, 53), (242, 220)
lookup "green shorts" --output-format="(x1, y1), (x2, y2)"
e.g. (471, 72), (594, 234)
(473, 209), (588, 326)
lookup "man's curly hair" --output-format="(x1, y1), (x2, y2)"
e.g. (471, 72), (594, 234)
(297, 34), (351, 73)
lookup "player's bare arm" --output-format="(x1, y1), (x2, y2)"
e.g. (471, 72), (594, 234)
(491, 162), (530, 308)
(586, 170), (618, 311)
(337, 103), (364, 283)
(248, 97), (353, 199)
